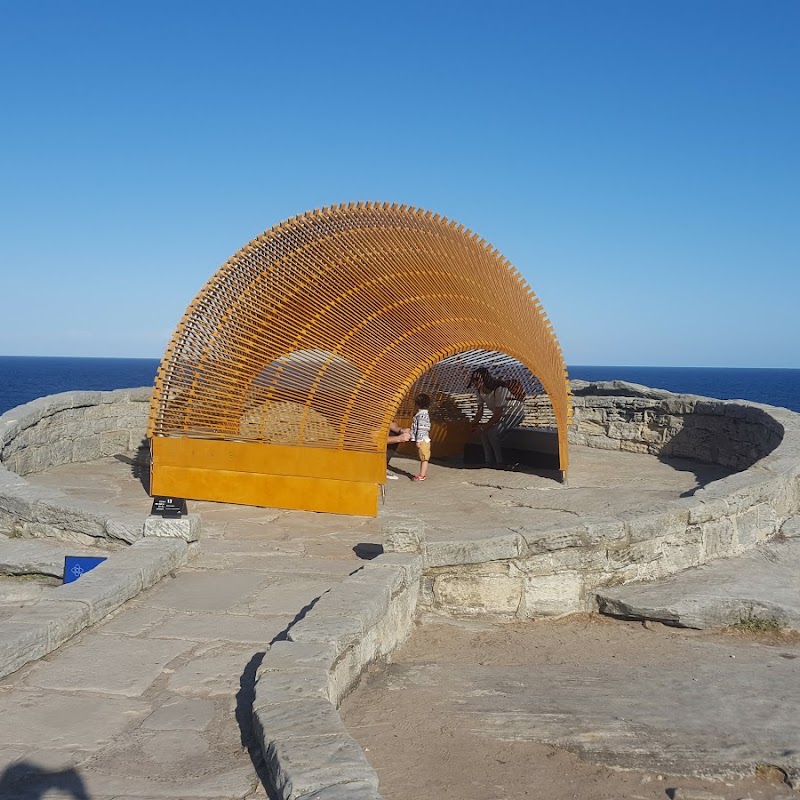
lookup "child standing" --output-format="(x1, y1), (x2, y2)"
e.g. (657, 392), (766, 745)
(410, 393), (431, 481)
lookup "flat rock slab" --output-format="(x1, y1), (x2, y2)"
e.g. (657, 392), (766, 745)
(0, 760), (257, 799)
(166, 644), (262, 697)
(147, 610), (291, 644)
(0, 690), (150, 750)
(448, 645), (800, 776)
(97, 605), (172, 636)
(138, 570), (269, 613)
(0, 575), (55, 612)
(26, 635), (192, 697)
(341, 616), (800, 792)
(0, 536), (103, 578)
(140, 697), (216, 731)
(232, 580), (336, 617)
(597, 537), (800, 629)
(381, 448), (733, 542)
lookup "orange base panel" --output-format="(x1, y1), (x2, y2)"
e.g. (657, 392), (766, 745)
(150, 437), (383, 517)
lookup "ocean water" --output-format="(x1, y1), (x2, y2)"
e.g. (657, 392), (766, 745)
(0, 356), (160, 416)
(568, 365), (800, 413)
(0, 356), (798, 416)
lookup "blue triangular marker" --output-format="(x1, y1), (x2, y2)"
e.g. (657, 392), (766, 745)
(64, 556), (108, 584)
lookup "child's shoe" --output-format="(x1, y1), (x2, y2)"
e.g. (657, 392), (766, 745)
(412, 475), (427, 481)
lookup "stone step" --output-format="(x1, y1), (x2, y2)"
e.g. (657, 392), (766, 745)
(596, 519), (800, 630)
(0, 536), (104, 578)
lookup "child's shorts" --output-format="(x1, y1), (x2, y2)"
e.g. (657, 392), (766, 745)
(416, 440), (431, 462)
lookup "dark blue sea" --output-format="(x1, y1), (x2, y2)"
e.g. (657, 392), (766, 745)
(0, 356), (798, 415)
(568, 365), (800, 413)
(0, 357), (160, 416)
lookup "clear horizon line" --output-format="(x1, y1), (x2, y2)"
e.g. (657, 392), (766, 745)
(1, 354), (799, 371)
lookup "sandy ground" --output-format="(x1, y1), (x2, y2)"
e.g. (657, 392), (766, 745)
(341, 614), (800, 800)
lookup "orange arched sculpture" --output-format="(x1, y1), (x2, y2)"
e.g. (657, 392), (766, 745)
(147, 202), (571, 515)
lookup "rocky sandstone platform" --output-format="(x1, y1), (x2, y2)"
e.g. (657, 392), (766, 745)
(0, 383), (797, 799)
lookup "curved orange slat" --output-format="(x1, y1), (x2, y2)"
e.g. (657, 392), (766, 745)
(148, 203), (572, 476)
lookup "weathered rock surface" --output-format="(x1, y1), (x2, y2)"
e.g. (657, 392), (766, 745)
(0, 533), (104, 578)
(596, 533), (800, 629)
(341, 615), (800, 796)
(1, 382), (798, 799)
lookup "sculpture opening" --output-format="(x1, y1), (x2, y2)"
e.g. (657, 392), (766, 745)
(147, 202), (572, 515)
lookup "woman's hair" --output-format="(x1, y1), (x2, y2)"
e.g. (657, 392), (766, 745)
(468, 367), (501, 391)
(415, 393), (431, 409)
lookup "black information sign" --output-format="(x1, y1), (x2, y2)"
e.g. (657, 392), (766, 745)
(150, 497), (188, 518)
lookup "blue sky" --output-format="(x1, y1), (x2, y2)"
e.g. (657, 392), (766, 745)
(1, 1), (797, 367)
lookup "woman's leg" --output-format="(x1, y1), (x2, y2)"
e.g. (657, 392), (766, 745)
(479, 429), (495, 464)
(486, 426), (504, 465)
(489, 403), (525, 467)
